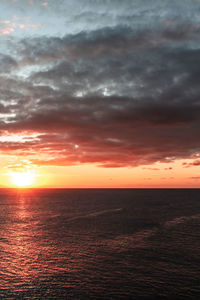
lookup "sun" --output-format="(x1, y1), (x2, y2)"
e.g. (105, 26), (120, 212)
(9, 171), (36, 188)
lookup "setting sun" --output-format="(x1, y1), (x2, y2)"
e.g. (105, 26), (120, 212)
(9, 171), (36, 188)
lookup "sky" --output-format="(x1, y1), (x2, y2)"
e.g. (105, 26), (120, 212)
(0, 0), (200, 187)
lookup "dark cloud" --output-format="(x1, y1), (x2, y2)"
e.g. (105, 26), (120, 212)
(0, 11), (200, 167)
(0, 54), (17, 73)
(183, 160), (200, 167)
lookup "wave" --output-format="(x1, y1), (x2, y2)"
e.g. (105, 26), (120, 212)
(164, 214), (200, 228)
(67, 208), (123, 223)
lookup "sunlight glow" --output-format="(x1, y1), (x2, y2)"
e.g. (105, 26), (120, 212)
(9, 171), (36, 187)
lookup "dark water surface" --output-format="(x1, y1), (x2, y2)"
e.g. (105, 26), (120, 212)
(0, 188), (199, 299)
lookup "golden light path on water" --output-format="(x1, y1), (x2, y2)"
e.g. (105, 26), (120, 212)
(0, 190), (41, 291)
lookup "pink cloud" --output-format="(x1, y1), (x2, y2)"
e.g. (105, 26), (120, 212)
(41, 2), (48, 7)
(1, 27), (14, 35)
(19, 24), (25, 29)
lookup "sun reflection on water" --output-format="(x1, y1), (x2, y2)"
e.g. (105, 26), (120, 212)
(0, 190), (43, 290)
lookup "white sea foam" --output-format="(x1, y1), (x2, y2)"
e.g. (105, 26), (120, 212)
(164, 214), (200, 228)
(67, 208), (123, 222)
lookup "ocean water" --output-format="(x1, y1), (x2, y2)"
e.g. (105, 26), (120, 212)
(0, 188), (199, 299)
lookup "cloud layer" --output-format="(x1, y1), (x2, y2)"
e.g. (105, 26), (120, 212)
(0, 1), (200, 167)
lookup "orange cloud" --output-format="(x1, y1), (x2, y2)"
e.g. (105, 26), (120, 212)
(32, 24), (43, 30)
(183, 160), (200, 167)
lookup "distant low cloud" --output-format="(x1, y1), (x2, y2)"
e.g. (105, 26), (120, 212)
(142, 168), (160, 171)
(183, 160), (200, 167)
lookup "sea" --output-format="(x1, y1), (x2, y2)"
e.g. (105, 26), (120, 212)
(0, 188), (199, 299)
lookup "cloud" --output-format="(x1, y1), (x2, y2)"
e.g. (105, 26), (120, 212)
(0, 3), (200, 168)
(183, 160), (200, 167)
(41, 2), (48, 7)
(0, 54), (18, 73)
(142, 168), (160, 171)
